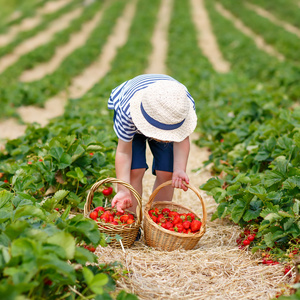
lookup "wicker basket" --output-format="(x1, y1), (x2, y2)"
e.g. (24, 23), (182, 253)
(84, 178), (142, 248)
(143, 180), (207, 251)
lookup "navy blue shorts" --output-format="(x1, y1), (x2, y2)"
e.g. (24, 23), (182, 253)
(131, 134), (174, 175)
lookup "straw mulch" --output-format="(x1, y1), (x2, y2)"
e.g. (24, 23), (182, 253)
(95, 137), (292, 299)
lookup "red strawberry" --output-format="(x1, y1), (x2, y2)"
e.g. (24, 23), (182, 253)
(243, 239), (250, 246)
(182, 221), (191, 229)
(90, 211), (98, 220)
(247, 234), (255, 241)
(187, 213), (195, 221)
(168, 211), (179, 219)
(126, 219), (135, 225)
(236, 238), (242, 245)
(162, 208), (170, 215)
(95, 206), (105, 212)
(120, 215), (129, 223)
(165, 221), (173, 229)
(175, 224), (184, 233)
(157, 215), (166, 224)
(151, 215), (158, 223)
(102, 187), (113, 196)
(173, 215), (182, 225)
(191, 220), (202, 232)
(128, 214), (134, 220)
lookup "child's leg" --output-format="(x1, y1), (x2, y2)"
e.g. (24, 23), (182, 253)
(153, 170), (173, 201)
(129, 168), (146, 213)
(129, 134), (148, 213)
(148, 139), (174, 202)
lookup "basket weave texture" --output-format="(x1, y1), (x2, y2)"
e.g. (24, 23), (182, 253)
(143, 180), (207, 251)
(84, 178), (142, 248)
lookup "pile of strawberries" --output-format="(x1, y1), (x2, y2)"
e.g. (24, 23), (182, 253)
(148, 207), (202, 234)
(236, 227), (258, 248)
(89, 207), (135, 225)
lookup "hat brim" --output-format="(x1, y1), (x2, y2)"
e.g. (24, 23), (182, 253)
(130, 89), (197, 142)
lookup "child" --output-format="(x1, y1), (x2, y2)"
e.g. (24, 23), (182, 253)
(108, 74), (197, 213)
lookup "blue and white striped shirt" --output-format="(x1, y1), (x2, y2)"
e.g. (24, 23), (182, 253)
(108, 74), (195, 142)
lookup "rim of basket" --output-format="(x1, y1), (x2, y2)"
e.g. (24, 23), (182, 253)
(145, 180), (207, 226)
(84, 177), (142, 223)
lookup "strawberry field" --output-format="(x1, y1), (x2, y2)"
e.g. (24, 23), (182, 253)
(0, 0), (300, 299)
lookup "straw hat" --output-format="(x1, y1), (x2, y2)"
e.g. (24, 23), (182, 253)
(130, 80), (197, 142)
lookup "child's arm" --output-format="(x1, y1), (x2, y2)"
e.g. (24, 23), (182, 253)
(111, 139), (133, 212)
(172, 136), (190, 191)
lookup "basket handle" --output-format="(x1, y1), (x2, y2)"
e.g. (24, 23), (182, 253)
(84, 177), (143, 224)
(145, 180), (207, 227)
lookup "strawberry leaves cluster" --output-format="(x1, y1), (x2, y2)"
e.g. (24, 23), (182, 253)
(148, 207), (202, 234)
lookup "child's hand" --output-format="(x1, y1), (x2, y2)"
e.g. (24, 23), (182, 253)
(172, 170), (189, 191)
(111, 190), (132, 213)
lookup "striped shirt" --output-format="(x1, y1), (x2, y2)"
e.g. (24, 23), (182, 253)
(108, 74), (195, 142)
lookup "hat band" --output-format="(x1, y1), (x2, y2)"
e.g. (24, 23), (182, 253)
(140, 103), (185, 130)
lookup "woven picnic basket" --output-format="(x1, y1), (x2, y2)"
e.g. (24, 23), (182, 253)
(84, 178), (142, 248)
(143, 180), (207, 251)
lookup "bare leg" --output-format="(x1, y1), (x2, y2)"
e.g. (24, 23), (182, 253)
(129, 168), (146, 213)
(153, 170), (173, 202)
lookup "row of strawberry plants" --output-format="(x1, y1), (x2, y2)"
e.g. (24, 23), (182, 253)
(168, 0), (299, 289)
(0, 0), (102, 86)
(0, 0), (81, 58)
(0, 0), (47, 32)
(219, 0), (300, 64)
(204, 0), (300, 101)
(245, 0), (300, 28)
(0, 0), (161, 297)
(0, 0), (127, 120)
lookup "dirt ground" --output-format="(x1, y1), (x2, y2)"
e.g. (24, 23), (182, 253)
(0, 0), (293, 299)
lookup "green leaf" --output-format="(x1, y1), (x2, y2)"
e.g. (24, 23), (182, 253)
(87, 145), (103, 151)
(248, 185), (267, 200)
(52, 190), (69, 202)
(293, 199), (300, 215)
(71, 145), (85, 162)
(263, 170), (285, 187)
(284, 218), (294, 231)
(293, 132), (300, 148)
(90, 273), (108, 294)
(49, 146), (63, 161)
(200, 177), (222, 191)
(58, 153), (72, 169)
(82, 267), (94, 285)
(74, 247), (95, 264)
(0, 190), (13, 209)
(272, 156), (288, 174)
(47, 232), (75, 260)
(11, 238), (36, 257)
(14, 205), (45, 221)
(231, 200), (248, 224)
(254, 150), (269, 161)
(278, 211), (294, 218)
(116, 290), (139, 300)
(61, 205), (71, 220)
(243, 198), (262, 222)
(264, 213), (281, 223)
(282, 176), (300, 189)
(264, 232), (274, 248)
